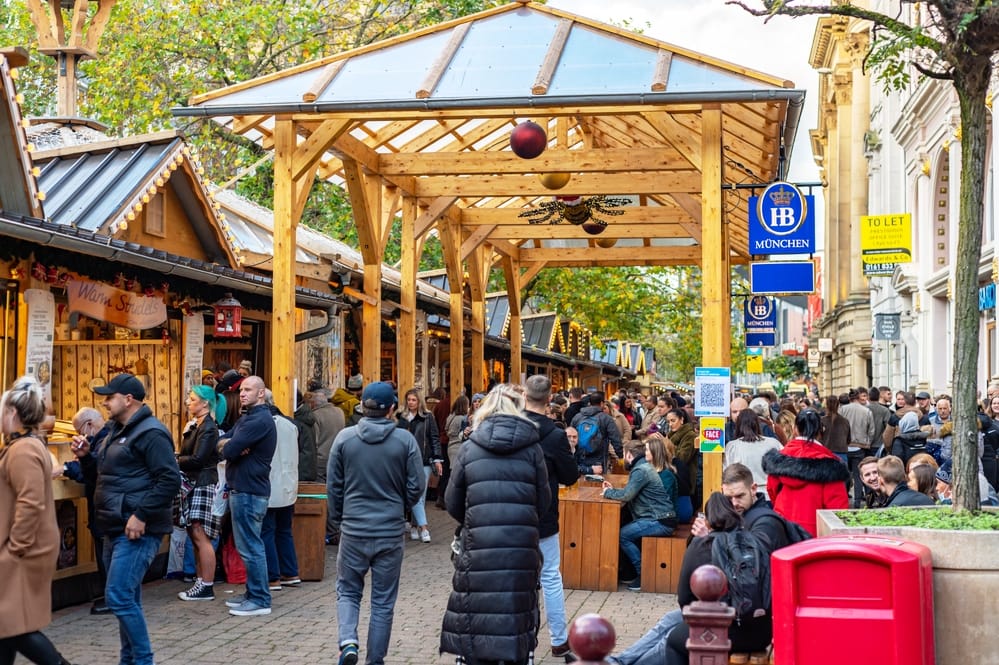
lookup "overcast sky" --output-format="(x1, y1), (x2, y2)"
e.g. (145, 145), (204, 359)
(546, 0), (822, 183)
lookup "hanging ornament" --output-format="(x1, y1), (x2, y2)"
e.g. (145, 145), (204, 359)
(213, 293), (242, 338)
(509, 121), (547, 159)
(538, 172), (571, 190)
(31, 262), (46, 281)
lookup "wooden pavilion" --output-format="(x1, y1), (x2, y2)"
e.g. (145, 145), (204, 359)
(174, 0), (805, 420)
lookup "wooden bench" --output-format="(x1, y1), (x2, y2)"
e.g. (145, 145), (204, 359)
(728, 648), (774, 664)
(639, 524), (691, 593)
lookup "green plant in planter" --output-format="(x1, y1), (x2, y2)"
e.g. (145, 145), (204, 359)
(836, 507), (999, 531)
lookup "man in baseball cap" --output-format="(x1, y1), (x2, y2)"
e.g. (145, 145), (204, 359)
(77, 374), (179, 662)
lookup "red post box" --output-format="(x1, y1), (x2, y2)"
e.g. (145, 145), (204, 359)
(771, 535), (934, 665)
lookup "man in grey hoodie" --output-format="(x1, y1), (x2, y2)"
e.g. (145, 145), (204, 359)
(327, 382), (423, 665)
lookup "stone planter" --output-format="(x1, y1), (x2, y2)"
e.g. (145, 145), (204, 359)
(817, 509), (999, 665)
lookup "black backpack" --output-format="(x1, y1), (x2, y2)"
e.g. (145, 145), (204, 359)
(710, 530), (771, 625)
(744, 504), (813, 548)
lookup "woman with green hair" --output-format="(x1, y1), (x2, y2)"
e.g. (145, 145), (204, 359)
(176, 385), (224, 602)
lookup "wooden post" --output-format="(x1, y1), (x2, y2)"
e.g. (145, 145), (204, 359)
(271, 118), (300, 415)
(398, 196), (417, 391)
(684, 564), (735, 665)
(502, 257), (523, 383)
(700, 104), (728, 506)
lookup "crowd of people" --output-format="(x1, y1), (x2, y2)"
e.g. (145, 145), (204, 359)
(7, 367), (999, 665)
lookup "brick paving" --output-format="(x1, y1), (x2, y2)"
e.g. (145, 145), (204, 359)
(40, 506), (676, 665)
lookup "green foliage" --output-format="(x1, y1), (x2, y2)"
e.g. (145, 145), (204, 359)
(763, 354), (805, 381)
(837, 507), (999, 529)
(523, 266), (747, 382)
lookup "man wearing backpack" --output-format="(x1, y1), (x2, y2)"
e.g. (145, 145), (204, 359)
(607, 464), (798, 665)
(571, 392), (622, 476)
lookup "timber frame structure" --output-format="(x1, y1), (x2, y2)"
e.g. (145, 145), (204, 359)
(174, 0), (805, 418)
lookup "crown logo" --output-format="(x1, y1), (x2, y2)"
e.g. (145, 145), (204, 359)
(768, 185), (794, 206)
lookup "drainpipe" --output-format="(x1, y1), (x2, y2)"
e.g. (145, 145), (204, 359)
(294, 304), (340, 343)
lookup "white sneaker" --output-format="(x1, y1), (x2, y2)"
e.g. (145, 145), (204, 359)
(410, 526), (420, 541)
(420, 528), (431, 543)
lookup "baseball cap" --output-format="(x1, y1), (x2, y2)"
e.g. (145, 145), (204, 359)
(93, 373), (146, 401)
(472, 393), (486, 402)
(916, 391), (932, 400)
(935, 459), (953, 485)
(361, 382), (397, 411)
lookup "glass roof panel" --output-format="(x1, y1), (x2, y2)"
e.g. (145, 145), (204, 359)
(433, 10), (562, 98)
(200, 68), (318, 108)
(318, 30), (454, 102)
(666, 55), (773, 93)
(547, 24), (656, 95)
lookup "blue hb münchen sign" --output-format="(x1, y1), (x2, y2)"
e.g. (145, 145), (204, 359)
(748, 181), (815, 255)
(744, 296), (776, 347)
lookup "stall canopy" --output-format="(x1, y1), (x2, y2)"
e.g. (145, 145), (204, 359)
(173, 0), (804, 410)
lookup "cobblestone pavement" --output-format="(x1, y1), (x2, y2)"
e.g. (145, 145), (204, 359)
(40, 507), (676, 665)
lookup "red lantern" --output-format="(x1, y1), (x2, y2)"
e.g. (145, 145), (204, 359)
(213, 293), (242, 338)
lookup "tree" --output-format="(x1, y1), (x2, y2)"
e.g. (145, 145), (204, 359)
(730, 0), (999, 512)
(0, 0), (508, 245)
(523, 265), (748, 382)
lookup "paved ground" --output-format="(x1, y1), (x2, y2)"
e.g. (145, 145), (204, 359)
(40, 506), (676, 665)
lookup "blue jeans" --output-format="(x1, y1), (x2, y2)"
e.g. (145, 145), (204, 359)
(620, 519), (674, 575)
(229, 491), (270, 607)
(609, 609), (683, 665)
(336, 532), (405, 665)
(263, 505), (299, 580)
(103, 533), (162, 665)
(539, 533), (568, 645)
(410, 465), (431, 527)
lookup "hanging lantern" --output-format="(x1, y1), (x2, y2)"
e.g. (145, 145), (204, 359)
(213, 293), (242, 338)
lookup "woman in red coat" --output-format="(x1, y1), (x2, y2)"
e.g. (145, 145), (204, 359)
(762, 408), (850, 536)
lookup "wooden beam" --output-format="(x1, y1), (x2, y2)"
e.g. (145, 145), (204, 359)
(485, 223), (689, 241)
(231, 114), (269, 134)
(502, 257), (523, 382)
(271, 119), (301, 415)
(417, 23), (470, 99)
(461, 205), (689, 225)
(519, 246), (699, 264)
(651, 49), (672, 92)
(533, 19), (572, 95)
(293, 118), (352, 180)
(377, 147), (689, 176)
(670, 193), (704, 244)
(437, 218), (465, 402)
(414, 172), (700, 197)
(342, 158), (381, 265)
(460, 225), (495, 261)
(398, 196), (417, 391)
(467, 245), (489, 393)
(288, 103), (703, 123)
(700, 105), (728, 367)
(361, 263), (383, 387)
(415, 196), (457, 238)
(642, 111), (702, 171)
(302, 59), (346, 103)
(485, 238), (521, 261)
(83, 0), (116, 53)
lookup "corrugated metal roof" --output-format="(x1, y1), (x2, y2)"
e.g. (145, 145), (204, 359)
(32, 132), (239, 266)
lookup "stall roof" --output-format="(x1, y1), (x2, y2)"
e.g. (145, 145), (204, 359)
(174, 0), (805, 265)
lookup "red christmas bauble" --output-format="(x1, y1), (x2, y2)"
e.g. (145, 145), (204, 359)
(581, 221), (606, 235)
(509, 121), (547, 159)
(568, 613), (616, 661)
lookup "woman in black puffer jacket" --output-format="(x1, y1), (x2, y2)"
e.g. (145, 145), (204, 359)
(441, 384), (550, 665)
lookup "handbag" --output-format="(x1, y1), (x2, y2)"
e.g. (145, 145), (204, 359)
(210, 461), (228, 517)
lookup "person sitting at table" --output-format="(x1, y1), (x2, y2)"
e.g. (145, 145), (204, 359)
(601, 441), (676, 592)
(644, 434), (685, 522)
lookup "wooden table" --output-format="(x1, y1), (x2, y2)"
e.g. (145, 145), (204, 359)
(557, 484), (623, 591)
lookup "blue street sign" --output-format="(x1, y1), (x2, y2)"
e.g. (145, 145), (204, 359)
(750, 261), (815, 294)
(748, 181), (815, 255)
(744, 296), (776, 347)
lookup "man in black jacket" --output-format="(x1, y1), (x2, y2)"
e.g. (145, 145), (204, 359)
(76, 373), (180, 665)
(524, 375), (579, 663)
(570, 392), (622, 475)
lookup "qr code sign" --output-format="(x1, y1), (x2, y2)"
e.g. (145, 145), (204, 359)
(699, 383), (727, 409)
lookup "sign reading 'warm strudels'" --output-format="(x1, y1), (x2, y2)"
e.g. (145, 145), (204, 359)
(66, 277), (167, 330)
